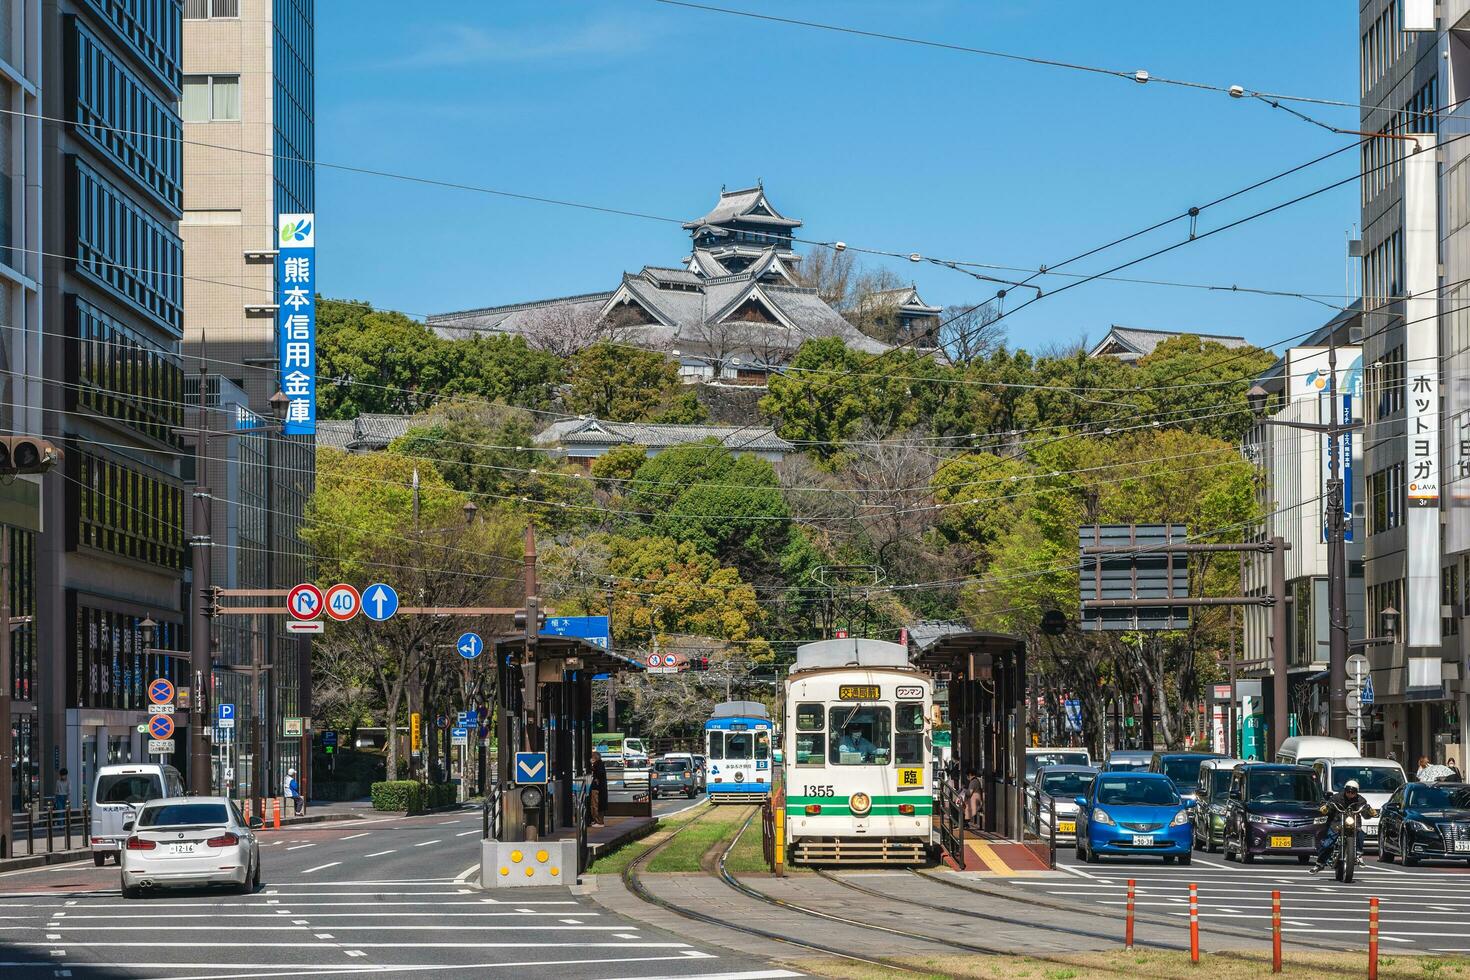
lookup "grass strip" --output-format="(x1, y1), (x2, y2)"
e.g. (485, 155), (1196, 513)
(794, 950), (1470, 979)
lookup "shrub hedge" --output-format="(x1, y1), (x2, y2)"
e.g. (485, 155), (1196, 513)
(369, 780), (459, 813)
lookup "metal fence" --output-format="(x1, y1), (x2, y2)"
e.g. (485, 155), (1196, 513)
(4, 805), (91, 859)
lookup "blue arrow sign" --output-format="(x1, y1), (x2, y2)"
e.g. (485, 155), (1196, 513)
(515, 751), (548, 784)
(456, 631), (483, 660)
(362, 583), (399, 621)
(451, 726), (469, 742)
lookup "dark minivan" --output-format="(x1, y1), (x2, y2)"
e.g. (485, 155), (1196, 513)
(1222, 763), (1326, 863)
(1149, 752), (1223, 802)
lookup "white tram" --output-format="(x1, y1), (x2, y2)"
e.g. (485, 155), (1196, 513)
(782, 638), (935, 864)
(704, 701), (774, 803)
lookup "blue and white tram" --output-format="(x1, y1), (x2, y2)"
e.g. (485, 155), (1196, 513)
(704, 701), (774, 803)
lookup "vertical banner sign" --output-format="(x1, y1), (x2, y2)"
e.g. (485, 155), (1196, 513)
(1403, 136), (1441, 650)
(277, 213), (316, 435)
(1322, 353), (1363, 543)
(410, 711), (422, 754)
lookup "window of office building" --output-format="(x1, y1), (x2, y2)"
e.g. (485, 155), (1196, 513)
(67, 596), (184, 711)
(1367, 578), (1404, 636)
(182, 75), (240, 122)
(5, 528), (35, 703)
(1363, 231), (1403, 309)
(70, 20), (183, 210)
(184, 0), (239, 17)
(1403, 78), (1438, 135)
(74, 452), (186, 570)
(79, 0), (182, 91)
(1367, 461), (1406, 535)
(69, 298), (185, 445)
(1367, 344), (1405, 422)
(70, 159), (183, 335)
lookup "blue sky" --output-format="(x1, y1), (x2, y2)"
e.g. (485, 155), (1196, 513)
(317, 1), (1360, 353)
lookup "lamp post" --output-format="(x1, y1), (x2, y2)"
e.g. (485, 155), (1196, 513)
(1249, 349), (1357, 742)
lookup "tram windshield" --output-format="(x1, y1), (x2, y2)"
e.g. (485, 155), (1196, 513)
(723, 732), (754, 760)
(829, 706), (891, 765)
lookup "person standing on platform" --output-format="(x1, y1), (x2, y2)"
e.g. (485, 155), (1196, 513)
(590, 751), (607, 827)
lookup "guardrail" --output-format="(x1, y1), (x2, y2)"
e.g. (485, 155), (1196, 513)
(1016, 797), (1058, 870)
(5, 805), (91, 859)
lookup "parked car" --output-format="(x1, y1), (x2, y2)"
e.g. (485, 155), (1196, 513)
(692, 754), (708, 791)
(650, 757), (698, 799)
(120, 796), (261, 898)
(1274, 735), (1360, 766)
(1074, 771), (1194, 864)
(1377, 781), (1470, 866)
(1311, 757), (1405, 849)
(1222, 763), (1326, 864)
(1025, 747), (1093, 785)
(1192, 758), (1243, 852)
(1027, 764), (1098, 842)
(1149, 751), (1223, 802)
(90, 764), (187, 867)
(1104, 750), (1153, 772)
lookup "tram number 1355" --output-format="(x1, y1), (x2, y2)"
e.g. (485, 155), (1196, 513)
(801, 785), (836, 797)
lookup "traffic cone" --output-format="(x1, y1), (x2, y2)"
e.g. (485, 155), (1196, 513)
(272, 798), (281, 830)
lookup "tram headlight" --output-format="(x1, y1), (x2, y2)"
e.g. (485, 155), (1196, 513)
(898, 804), (915, 815)
(850, 792), (872, 816)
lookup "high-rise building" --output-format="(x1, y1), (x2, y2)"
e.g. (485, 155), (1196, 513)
(181, 0), (314, 797)
(1355, 2), (1468, 763)
(38, 0), (191, 801)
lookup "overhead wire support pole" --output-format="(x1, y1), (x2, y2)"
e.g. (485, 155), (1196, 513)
(189, 364), (214, 795)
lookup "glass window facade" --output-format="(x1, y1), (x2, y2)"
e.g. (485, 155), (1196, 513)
(69, 18), (183, 210)
(6, 528), (35, 702)
(66, 593), (185, 710)
(184, 0), (238, 17)
(273, 0), (314, 216)
(73, 451), (186, 569)
(69, 297), (184, 445)
(70, 158), (184, 335)
(78, 0), (183, 91)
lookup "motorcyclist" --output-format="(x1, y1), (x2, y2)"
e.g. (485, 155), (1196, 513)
(1309, 779), (1375, 874)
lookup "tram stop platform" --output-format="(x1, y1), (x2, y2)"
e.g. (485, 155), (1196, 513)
(939, 830), (1052, 876)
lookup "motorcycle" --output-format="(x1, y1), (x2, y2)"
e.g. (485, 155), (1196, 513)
(1322, 800), (1368, 883)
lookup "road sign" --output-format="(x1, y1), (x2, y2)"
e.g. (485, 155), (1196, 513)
(284, 717), (304, 737)
(325, 583), (361, 621)
(177, 686), (190, 710)
(1079, 524), (1191, 630)
(224, 766), (235, 782)
(322, 730), (337, 747)
(287, 582), (324, 621)
(136, 724), (147, 734)
(456, 631), (484, 660)
(541, 615), (612, 650)
(286, 620), (324, 634)
(451, 726), (469, 746)
(1361, 673), (1375, 706)
(663, 654), (677, 668)
(362, 582), (399, 621)
(148, 714), (175, 740)
(1348, 653), (1370, 680)
(515, 751), (548, 784)
(147, 704), (174, 715)
(217, 703), (235, 722)
(148, 677), (175, 706)
(148, 739), (175, 754)
(465, 709), (479, 726)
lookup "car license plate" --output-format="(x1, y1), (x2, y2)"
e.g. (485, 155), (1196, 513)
(1269, 835), (1292, 848)
(1131, 834), (1154, 846)
(1058, 821), (1076, 834)
(170, 843), (196, 854)
(1455, 841), (1470, 853)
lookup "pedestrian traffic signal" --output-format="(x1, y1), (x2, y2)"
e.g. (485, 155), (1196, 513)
(512, 609), (547, 630)
(0, 436), (61, 475)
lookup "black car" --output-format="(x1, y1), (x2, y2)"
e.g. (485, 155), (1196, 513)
(1378, 782), (1470, 866)
(1221, 763), (1326, 863)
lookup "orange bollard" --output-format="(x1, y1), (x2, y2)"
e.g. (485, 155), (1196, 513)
(272, 798), (281, 830)
(1368, 897), (1379, 980)
(1125, 878), (1136, 949)
(244, 798), (252, 823)
(1189, 882), (1199, 965)
(1271, 890), (1282, 973)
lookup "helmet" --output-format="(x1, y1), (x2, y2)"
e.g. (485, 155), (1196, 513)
(288, 768), (297, 776)
(1345, 779), (1360, 791)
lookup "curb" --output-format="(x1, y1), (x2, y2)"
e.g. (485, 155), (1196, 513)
(264, 811), (364, 830)
(0, 849), (91, 873)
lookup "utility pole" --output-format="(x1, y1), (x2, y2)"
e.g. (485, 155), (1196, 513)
(1323, 341), (1351, 741)
(0, 531), (11, 859)
(189, 366), (214, 794)
(1270, 535), (1290, 750)
(521, 526), (539, 750)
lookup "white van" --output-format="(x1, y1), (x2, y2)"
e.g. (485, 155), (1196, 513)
(1311, 757), (1406, 848)
(90, 764), (186, 866)
(1274, 736), (1361, 766)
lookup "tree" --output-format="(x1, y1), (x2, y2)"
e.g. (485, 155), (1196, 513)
(939, 301), (1005, 365)
(431, 334), (563, 412)
(515, 302), (615, 358)
(563, 342), (706, 422)
(1131, 335), (1276, 443)
(606, 535), (768, 653)
(317, 299), (446, 418)
(760, 338), (870, 465)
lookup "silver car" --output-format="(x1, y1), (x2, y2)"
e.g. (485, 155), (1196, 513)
(1027, 765), (1099, 842)
(120, 796), (261, 898)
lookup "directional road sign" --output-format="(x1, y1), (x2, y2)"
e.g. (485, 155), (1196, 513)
(456, 631), (484, 660)
(286, 620), (324, 633)
(217, 703), (236, 729)
(540, 615), (612, 650)
(148, 677), (175, 706)
(148, 714), (175, 740)
(362, 583), (399, 621)
(287, 583), (324, 621)
(464, 709), (478, 726)
(451, 726), (469, 746)
(325, 583), (361, 621)
(515, 751), (548, 784)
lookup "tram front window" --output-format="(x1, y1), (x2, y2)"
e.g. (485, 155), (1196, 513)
(724, 732), (754, 759)
(829, 706), (891, 765)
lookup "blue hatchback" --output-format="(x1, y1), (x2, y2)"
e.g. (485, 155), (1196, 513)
(1074, 771), (1195, 864)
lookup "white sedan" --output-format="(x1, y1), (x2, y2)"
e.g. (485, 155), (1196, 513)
(120, 796), (261, 898)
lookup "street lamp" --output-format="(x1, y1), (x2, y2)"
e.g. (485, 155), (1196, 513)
(463, 500), (478, 525)
(1249, 344), (1358, 742)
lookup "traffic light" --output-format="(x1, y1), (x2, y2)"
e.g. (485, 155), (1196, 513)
(690, 656), (710, 672)
(0, 436), (61, 475)
(512, 608), (547, 630)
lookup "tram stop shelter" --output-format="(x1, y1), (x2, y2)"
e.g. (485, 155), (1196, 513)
(491, 634), (647, 876)
(908, 625), (1028, 840)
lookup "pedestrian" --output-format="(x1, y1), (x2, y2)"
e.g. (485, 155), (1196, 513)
(589, 751), (607, 827)
(286, 768), (303, 816)
(963, 768), (984, 830)
(1449, 758), (1464, 782)
(1417, 755), (1432, 781)
(54, 768), (70, 813)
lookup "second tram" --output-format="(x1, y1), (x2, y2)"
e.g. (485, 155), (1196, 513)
(705, 701), (774, 803)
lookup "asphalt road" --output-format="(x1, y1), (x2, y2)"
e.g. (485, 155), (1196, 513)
(1033, 841), (1470, 953)
(0, 798), (799, 980)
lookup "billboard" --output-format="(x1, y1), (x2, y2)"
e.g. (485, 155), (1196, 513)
(277, 213), (316, 436)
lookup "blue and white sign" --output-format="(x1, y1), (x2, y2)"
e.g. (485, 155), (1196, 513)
(515, 751), (548, 784)
(1063, 698), (1083, 734)
(216, 703), (236, 730)
(277, 212), (316, 436)
(541, 615), (611, 650)
(464, 709), (479, 726)
(362, 583), (399, 621)
(1361, 673), (1375, 707)
(451, 726), (469, 745)
(456, 631), (484, 660)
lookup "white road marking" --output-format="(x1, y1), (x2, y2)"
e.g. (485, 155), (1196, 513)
(362, 850), (395, 857)
(314, 933), (334, 940)
(561, 919), (582, 924)
(455, 830), (479, 837)
(299, 862), (340, 875)
(613, 934), (642, 939)
(345, 950), (366, 957)
(413, 839), (441, 847)
(285, 843), (316, 851)
(19, 941), (694, 949)
(337, 833), (370, 842)
(1055, 862), (1099, 881)
(453, 864), (478, 884)
(0, 960), (795, 979)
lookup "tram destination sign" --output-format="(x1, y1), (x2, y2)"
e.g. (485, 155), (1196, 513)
(838, 685), (881, 701)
